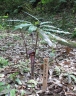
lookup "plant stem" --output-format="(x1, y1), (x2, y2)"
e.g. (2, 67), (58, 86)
(35, 31), (38, 55)
(20, 29), (27, 57)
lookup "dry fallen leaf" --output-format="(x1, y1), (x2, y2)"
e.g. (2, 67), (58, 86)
(65, 46), (72, 54)
(63, 60), (70, 65)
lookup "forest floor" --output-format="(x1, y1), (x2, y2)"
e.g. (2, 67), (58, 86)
(0, 12), (76, 96)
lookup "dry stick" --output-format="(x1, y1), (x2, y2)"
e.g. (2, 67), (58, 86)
(20, 29), (27, 57)
(42, 58), (49, 91)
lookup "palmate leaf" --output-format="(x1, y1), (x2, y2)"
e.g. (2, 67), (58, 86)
(13, 18), (76, 48)
(37, 28), (56, 48)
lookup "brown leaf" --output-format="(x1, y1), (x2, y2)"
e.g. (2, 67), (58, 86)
(65, 47), (72, 54)
(63, 60), (70, 65)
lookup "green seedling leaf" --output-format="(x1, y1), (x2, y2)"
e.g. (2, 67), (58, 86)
(15, 78), (22, 85)
(49, 52), (55, 58)
(70, 75), (76, 83)
(27, 79), (37, 88)
(20, 89), (25, 96)
(67, 74), (72, 84)
(0, 82), (6, 92)
(0, 57), (8, 67)
(23, 68), (30, 73)
(7, 84), (10, 89)
(10, 72), (19, 80)
(54, 66), (61, 76)
(10, 89), (16, 96)
(0, 82), (5, 86)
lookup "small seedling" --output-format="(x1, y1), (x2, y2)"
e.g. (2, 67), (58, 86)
(0, 82), (6, 92)
(63, 73), (76, 84)
(27, 79), (37, 88)
(0, 82), (11, 95)
(10, 89), (16, 96)
(0, 57), (8, 67)
(9, 72), (19, 81)
(53, 66), (61, 76)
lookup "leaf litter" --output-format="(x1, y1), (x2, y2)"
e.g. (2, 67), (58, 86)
(0, 30), (76, 96)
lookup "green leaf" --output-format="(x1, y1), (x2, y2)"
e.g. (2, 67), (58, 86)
(0, 57), (8, 67)
(28, 25), (37, 33)
(23, 68), (30, 73)
(0, 82), (5, 86)
(41, 24), (71, 34)
(3, 16), (8, 18)
(70, 75), (76, 83)
(14, 23), (32, 31)
(46, 32), (68, 43)
(43, 28), (71, 34)
(41, 25), (57, 29)
(40, 21), (52, 25)
(15, 78), (22, 85)
(54, 66), (61, 75)
(38, 28), (56, 48)
(49, 52), (55, 58)
(0, 82), (6, 92)
(47, 32), (76, 48)
(27, 79), (37, 88)
(7, 84), (10, 89)
(21, 89), (25, 96)
(10, 89), (16, 96)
